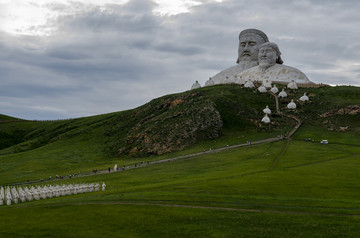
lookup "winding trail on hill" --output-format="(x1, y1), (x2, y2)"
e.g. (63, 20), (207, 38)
(269, 92), (281, 114)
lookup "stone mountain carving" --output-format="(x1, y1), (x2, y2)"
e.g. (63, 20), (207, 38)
(239, 42), (312, 85)
(211, 29), (269, 84)
(209, 29), (313, 86)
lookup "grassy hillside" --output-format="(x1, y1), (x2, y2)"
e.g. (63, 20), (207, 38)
(0, 84), (359, 237)
(0, 138), (359, 237)
(0, 84), (359, 184)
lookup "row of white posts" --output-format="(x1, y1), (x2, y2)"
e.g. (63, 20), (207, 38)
(0, 182), (106, 206)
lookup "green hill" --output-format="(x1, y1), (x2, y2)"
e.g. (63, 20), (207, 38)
(0, 84), (360, 237)
(0, 84), (359, 183)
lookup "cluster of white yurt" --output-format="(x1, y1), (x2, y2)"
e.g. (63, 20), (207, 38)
(261, 105), (272, 124)
(192, 77), (310, 111)
(286, 93), (309, 109)
(0, 182), (106, 206)
(191, 72), (307, 90)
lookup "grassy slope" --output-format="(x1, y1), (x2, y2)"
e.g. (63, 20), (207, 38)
(0, 85), (359, 237)
(0, 84), (295, 183)
(0, 84), (358, 183)
(0, 139), (359, 237)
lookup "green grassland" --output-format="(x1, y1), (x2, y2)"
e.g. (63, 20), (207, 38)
(0, 84), (359, 237)
(1, 139), (360, 237)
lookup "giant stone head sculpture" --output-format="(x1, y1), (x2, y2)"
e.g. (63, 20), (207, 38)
(236, 29), (269, 64)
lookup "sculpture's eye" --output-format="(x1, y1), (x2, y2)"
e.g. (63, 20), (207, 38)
(249, 42), (256, 46)
(240, 43), (246, 47)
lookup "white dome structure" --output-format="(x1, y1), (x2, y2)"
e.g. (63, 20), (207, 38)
(261, 114), (271, 123)
(244, 79), (255, 88)
(287, 99), (297, 109)
(278, 88), (287, 98)
(287, 80), (298, 89)
(270, 84), (279, 94)
(205, 77), (215, 87)
(299, 92), (309, 101)
(263, 79), (272, 89)
(258, 85), (267, 93)
(263, 105), (271, 114)
(191, 80), (201, 90)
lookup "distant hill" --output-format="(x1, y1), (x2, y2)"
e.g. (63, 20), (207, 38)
(0, 84), (359, 157)
(0, 114), (23, 121)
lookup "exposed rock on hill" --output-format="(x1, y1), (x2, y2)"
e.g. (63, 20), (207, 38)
(320, 105), (360, 117)
(118, 94), (223, 156)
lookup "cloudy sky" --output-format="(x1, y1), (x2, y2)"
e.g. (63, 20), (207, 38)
(1, 0), (359, 120)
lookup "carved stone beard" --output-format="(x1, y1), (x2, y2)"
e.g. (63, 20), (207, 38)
(259, 62), (273, 73)
(238, 60), (258, 71)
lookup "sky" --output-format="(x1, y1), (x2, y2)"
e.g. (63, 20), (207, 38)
(1, 0), (359, 120)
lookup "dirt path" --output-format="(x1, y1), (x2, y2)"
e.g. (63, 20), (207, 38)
(269, 92), (281, 114)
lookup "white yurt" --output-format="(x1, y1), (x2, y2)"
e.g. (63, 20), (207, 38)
(191, 80), (201, 90)
(287, 80), (298, 89)
(270, 84), (279, 94)
(204, 77), (215, 87)
(263, 105), (271, 114)
(299, 92), (309, 101)
(278, 88), (287, 98)
(261, 114), (271, 123)
(287, 99), (297, 109)
(258, 85), (267, 93)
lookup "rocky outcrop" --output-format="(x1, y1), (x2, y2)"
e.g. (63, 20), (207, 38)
(320, 105), (360, 117)
(119, 96), (223, 156)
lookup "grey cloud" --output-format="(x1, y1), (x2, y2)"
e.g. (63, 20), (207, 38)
(47, 48), (91, 60)
(154, 42), (204, 55)
(0, 84), (86, 98)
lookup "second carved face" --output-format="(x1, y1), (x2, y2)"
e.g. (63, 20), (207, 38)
(258, 45), (277, 67)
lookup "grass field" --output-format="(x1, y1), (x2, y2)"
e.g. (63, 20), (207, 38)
(0, 85), (359, 237)
(1, 137), (360, 237)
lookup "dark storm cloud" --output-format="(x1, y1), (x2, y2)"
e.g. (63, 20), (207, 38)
(1, 0), (359, 120)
